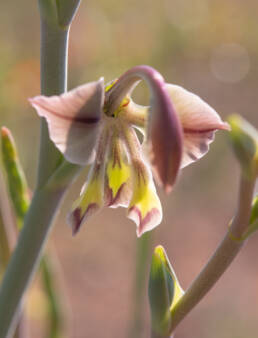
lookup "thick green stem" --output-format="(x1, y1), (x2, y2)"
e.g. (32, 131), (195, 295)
(170, 175), (256, 333)
(0, 171), (26, 338)
(0, 9), (80, 337)
(37, 21), (69, 189)
(128, 232), (153, 337)
(0, 186), (65, 337)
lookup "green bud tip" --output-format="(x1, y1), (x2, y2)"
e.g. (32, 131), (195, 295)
(228, 114), (258, 179)
(1, 127), (17, 160)
(1, 126), (30, 228)
(149, 245), (184, 336)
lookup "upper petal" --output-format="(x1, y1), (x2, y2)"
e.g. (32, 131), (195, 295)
(29, 78), (105, 165)
(165, 84), (230, 167)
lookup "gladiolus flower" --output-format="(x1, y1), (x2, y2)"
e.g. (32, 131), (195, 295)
(30, 65), (229, 236)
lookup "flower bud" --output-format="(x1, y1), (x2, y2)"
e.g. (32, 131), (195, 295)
(240, 196), (258, 240)
(1, 127), (30, 228)
(228, 115), (258, 179)
(149, 246), (184, 336)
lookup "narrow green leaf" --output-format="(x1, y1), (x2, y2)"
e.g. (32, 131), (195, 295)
(41, 255), (64, 338)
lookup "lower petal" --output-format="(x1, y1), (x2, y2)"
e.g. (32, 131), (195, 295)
(181, 130), (215, 168)
(67, 173), (104, 235)
(127, 165), (162, 237)
(106, 159), (131, 208)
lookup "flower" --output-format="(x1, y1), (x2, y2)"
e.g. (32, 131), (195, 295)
(30, 65), (229, 236)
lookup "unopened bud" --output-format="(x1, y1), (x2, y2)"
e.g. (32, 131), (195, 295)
(228, 115), (258, 179)
(1, 127), (30, 228)
(148, 245), (183, 336)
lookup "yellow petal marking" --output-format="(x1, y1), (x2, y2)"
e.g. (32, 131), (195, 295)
(129, 175), (161, 219)
(107, 159), (130, 198)
(72, 176), (103, 214)
(105, 79), (118, 93)
(104, 79), (130, 118)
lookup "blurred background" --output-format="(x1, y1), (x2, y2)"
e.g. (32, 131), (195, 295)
(0, 0), (258, 337)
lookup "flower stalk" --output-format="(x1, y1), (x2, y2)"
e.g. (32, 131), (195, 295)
(128, 232), (153, 337)
(148, 116), (257, 337)
(0, 2), (81, 337)
(169, 165), (256, 333)
(1, 127), (67, 338)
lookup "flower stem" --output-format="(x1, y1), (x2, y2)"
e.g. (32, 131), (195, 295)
(0, 9), (80, 337)
(0, 186), (63, 337)
(40, 253), (65, 338)
(169, 174), (256, 333)
(37, 21), (69, 189)
(128, 232), (153, 337)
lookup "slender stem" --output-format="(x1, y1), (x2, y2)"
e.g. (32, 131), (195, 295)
(41, 254), (64, 338)
(37, 20), (69, 189)
(128, 232), (153, 337)
(169, 175), (256, 333)
(0, 170), (26, 338)
(0, 13), (80, 337)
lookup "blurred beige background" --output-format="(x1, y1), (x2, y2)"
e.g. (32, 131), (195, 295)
(1, 0), (258, 337)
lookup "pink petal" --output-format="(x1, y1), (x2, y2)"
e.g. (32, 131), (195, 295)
(128, 206), (162, 237)
(165, 84), (230, 167)
(68, 203), (100, 235)
(29, 78), (104, 165)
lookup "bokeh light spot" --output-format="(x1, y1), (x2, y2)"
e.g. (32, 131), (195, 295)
(210, 43), (250, 83)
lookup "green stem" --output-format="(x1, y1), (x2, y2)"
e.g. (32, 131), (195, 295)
(0, 171), (28, 338)
(0, 11), (80, 337)
(169, 175), (256, 333)
(37, 21), (69, 189)
(0, 186), (64, 337)
(41, 254), (64, 338)
(128, 232), (153, 337)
